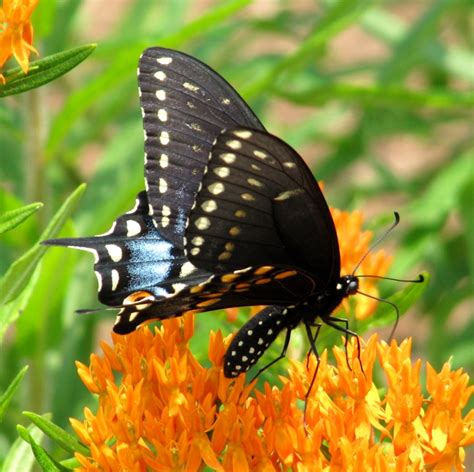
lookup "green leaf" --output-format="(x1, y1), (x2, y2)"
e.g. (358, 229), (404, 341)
(3, 421), (44, 472)
(275, 83), (474, 109)
(0, 44), (96, 97)
(0, 184), (86, 306)
(361, 6), (474, 83)
(0, 264), (40, 342)
(408, 150), (473, 226)
(0, 203), (43, 235)
(23, 411), (89, 456)
(0, 366), (29, 422)
(242, 0), (370, 99)
(17, 425), (70, 471)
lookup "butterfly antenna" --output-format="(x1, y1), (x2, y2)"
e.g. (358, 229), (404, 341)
(356, 289), (401, 341)
(357, 274), (425, 283)
(352, 211), (400, 276)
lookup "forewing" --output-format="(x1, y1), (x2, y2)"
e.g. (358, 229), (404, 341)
(185, 127), (340, 285)
(138, 47), (265, 248)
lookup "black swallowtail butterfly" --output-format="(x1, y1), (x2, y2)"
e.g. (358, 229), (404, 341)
(44, 47), (371, 378)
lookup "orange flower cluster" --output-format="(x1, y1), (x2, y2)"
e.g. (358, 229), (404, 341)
(0, 0), (38, 83)
(72, 317), (473, 471)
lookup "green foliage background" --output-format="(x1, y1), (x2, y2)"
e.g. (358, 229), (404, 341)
(0, 0), (472, 468)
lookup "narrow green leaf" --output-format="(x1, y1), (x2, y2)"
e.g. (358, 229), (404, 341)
(275, 83), (474, 109)
(0, 265), (40, 342)
(0, 184), (86, 306)
(409, 150), (473, 226)
(377, 0), (460, 83)
(17, 425), (70, 471)
(3, 421), (44, 472)
(0, 44), (96, 97)
(242, 0), (370, 99)
(23, 411), (89, 456)
(361, 6), (474, 83)
(0, 203), (43, 235)
(0, 366), (29, 422)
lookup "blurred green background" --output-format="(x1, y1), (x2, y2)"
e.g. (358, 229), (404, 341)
(0, 0), (472, 466)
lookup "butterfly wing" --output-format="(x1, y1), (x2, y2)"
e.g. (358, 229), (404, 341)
(43, 191), (209, 312)
(185, 127), (341, 287)
(138, 47), (265, 249)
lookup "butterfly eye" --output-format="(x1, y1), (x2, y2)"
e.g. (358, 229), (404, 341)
(347, 277), (359, 295)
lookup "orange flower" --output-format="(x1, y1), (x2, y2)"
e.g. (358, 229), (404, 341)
(71, 317), (473, 471)
(0, 0), (39, 83)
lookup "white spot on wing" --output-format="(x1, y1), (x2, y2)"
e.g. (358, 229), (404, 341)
(94, 271), (102, 292)
(154, 71), (166, 81)
(126, 220), (141, 237)
(172, 283), (186, 293)
(158, 109), (168, 122)
(220, 153), (236, 164)
(214, 167), (230, 178)
(195, 217), (211, 230)
(105, 244), (122, 262)
(159, 153), (169, 168)
(201, 200), (217, 213)
(226, 140), (241, 150)
(183, 82), (199, 92)
(180, 261), (196, 278)
(191, 236), (204, 246)
(160, 131), (170, 145)
(208, 182), (225, 195)
(159, 178), (168, 193)
(248, 178), (263, 188)
(156, 90), (166, 101)
(157, 57), (172, 65)
(241, 193), (255, 201)
(111, 269), (119, 291)
(234, 130), (252, 139)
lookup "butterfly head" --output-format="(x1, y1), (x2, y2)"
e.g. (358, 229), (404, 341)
(337, 275), (359, 297)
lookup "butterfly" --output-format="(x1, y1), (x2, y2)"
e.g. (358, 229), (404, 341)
(44, 47), (367, 378)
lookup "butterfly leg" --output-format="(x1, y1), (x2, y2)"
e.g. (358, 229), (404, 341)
(249, 327), (292, 383)
(321, 316), (364, 375)
(305, 322), (322, 369)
